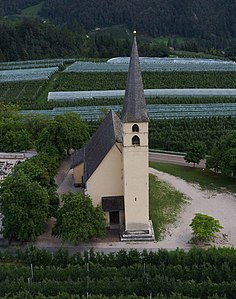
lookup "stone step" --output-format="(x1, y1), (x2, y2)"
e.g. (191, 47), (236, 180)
(120, 234), (155, 242)
(120, 220), (155, 242)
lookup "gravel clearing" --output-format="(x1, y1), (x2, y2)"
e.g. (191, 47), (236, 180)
(150, 168), (236, 248)
(36, 165), (236, 250)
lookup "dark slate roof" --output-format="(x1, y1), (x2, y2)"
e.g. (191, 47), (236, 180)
(71, 110), (122, 182)
(70, 148), (84, 169)
(121, 35), (149, 123)
(102, 196), (124, 211)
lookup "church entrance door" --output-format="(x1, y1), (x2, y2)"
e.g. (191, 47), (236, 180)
(109, 211), (119, 227)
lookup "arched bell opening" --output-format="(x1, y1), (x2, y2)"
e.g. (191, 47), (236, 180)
(132, 124), (139, 132)
(132, 135), (140, 145)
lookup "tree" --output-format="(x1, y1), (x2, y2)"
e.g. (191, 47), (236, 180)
(190, 213), (223, 243)
(54, 113), (90, 153)
(33, 153), (59, 181)
(184, 141), (206, 167)
(0, 107), (32, 152)
(53, 192), (106, 243)
(207, 130), (236, 177)
(15, 158), (60, 217)
(0, 171), (49, 242)
(15, 158), (51, 188)
(36, 113), (89, 158)
(24, 114), (50, 143)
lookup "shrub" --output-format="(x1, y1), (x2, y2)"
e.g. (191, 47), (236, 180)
(190, 213), (223, 243)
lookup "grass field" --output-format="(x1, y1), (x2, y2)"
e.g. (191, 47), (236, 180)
(150, 162), (236, 193)
(149, 174), (186, 240)
(89, 25), (130, 39)
(21, 1), (45, 16)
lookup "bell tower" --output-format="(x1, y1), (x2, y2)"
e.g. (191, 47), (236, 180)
(121, 32), (154, 241)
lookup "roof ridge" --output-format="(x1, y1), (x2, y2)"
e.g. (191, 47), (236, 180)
(111, 110), (116, 140)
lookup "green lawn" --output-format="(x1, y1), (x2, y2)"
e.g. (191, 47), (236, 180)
(150, 162), (236, 193)
(89, 24), (130, 39)
(149, 174), (186, 240)
(21, 1), (45, 16)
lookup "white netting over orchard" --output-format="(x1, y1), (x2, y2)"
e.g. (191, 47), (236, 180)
(0, 58), (75, 70)
(0, 67), (59, 82)
(20, 103), (236, 120)
(65, 58), (236, 73)
(48, 89), (236, 101)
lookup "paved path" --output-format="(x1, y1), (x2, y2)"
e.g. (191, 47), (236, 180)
(149, 152), (206, 168)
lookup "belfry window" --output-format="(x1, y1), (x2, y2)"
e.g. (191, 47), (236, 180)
(132, 135), (140, 145)
(132, 124), (139, 132)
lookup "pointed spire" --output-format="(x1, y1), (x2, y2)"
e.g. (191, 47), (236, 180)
(121, 32), (149, 123)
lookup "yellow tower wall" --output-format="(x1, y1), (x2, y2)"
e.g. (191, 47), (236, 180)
(122, 122), (149, 231)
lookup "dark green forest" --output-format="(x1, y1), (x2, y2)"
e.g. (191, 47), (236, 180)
(0, 0), (40, 16)
(39, 0), (236, 47)
(1, 0), (236, 61)
(0, 19), (172, 61)
(8, 0), (236, 47)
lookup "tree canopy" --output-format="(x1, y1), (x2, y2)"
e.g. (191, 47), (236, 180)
(184, 141), (206, 167)
(0, 105), (33, 152)
(0, 170), (49, 241)
(207, 130), (236, 177)
(39, 0), (236, 47)
(53, 192), (106, 243)
(36, 112), (90, 158)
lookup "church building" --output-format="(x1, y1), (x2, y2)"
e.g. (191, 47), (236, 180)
(71, 35), (154, 241)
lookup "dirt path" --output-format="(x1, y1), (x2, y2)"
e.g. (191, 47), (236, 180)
(36, 163), (236, 251)
(150, 168), (236, 248)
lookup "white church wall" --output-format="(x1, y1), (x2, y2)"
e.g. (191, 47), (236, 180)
(86, 143), (123, 207)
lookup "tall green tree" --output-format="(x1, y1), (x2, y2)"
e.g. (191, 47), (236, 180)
(207, 130), (236, 177)
(54, 113), (90, 153)
(0, 105), (32, 152)
(15, 157), (60, 217)
(15, 158), (51, 188)
(0, 170), (49, 242)
(184, 141), (206, 167)
(53, 192), (106, 243)
(36, 113), (89, 158)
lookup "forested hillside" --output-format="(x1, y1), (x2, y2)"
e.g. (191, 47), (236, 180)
(0, 0), (41, 16)
(1, 0), (236, 51)
(40, 0), (236, 49)
(0, 19), (171, 61)
(42, 0), (236, 43)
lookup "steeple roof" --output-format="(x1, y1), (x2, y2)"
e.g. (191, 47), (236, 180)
(121, 34), (149, 123)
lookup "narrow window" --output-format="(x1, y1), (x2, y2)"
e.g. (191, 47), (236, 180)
(132, 124), (139, 132)
(132, 135), (140, 145)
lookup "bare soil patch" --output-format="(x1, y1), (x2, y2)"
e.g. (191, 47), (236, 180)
(150, 168), (236, 248)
